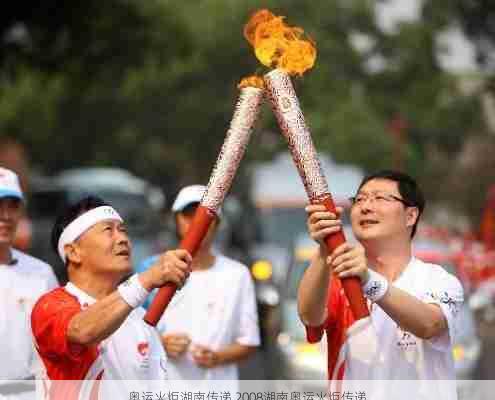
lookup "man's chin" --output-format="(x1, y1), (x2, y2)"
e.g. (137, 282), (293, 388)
(355, 229), (380, 242)
(112, 259), (133, 275)
(0, 235), (14, 246)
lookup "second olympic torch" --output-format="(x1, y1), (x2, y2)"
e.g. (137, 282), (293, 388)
(244, 9), (369, 320)
(265, 70), (369, 320)
(144, 83), (264, 326)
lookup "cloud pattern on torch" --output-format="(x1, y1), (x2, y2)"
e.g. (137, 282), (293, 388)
(201, 87), (264, 213)
(264, 69), (330, 203)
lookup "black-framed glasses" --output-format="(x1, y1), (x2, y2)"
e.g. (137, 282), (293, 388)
(349, 192), (414, 207)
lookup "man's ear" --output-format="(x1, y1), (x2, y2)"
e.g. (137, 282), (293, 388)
(405, 207), (419, 229)
(64, 242), (82, 265)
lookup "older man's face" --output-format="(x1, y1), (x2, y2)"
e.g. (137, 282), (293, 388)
(74, 219), (133, 278)
(0, 197), (22, 247)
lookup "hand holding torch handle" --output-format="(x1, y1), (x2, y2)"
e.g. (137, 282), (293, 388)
(144, 87), (264, 326)
(264, 69), (369, 320)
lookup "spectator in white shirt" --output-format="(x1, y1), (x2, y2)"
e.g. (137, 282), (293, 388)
(0, 167), (58, 399)
(139, 185), (260, 390)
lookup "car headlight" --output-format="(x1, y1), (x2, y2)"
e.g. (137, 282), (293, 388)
(251, 260), (273, 281)
(452, 344), (465, 362)
(453, 342), (481, 363)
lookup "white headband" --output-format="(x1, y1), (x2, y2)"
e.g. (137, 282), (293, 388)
(58, 206), (123, 262)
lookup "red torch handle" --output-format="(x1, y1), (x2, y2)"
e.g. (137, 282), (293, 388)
(144, 205), (216, 326)
(319, 197), (370, 320)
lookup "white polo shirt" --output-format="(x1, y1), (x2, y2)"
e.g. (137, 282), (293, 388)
(361, 257), (464, 379)
(32, 282), (168, 400)
(0, 248), (58, 380)
(157, 254), (260, 386)
(307, 257), (464, 399)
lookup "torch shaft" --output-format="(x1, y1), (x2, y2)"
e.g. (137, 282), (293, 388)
(319, 197), (369, 319)
(144, 206), (216, 326)
(202, 87), (264, 212)
(264, 69), (369, 320)
(144, 87), (264, 326)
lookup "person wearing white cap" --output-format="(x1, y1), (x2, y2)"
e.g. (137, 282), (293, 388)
(30, 195), (192, 399)
(0, 167), (58, 399)
(137, 184), (260, 388)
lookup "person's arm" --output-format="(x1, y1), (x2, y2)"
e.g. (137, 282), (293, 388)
(377, 287), (447, 339)
(216, 343), (257, 365)
(66, 291), (134, 346)
(191, 343), (256, 368)
(161, 333), (191, 359)
(67, 249), (192, 346)
(331, 243), (463, 340)
(297, 204), (343, 327)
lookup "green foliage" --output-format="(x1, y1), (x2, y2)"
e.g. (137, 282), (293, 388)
(0, 0), (486, 212)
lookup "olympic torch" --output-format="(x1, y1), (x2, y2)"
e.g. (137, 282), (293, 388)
(245, 10), (369, 320)
(144, 81), (264, 326)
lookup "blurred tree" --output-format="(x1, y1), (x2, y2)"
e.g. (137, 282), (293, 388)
(410, 0), (495, 77)
(0, 0), (485, 220)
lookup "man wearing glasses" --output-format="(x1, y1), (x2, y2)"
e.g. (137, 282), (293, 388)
(298, 170), (463, 390)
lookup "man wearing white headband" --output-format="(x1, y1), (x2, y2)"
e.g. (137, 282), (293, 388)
(31, 196), (192, 399)
(0, 167), (58, 399)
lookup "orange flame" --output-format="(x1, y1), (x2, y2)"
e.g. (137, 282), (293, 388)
(243, 9), (316, 76)
(237, 75), (265, 90)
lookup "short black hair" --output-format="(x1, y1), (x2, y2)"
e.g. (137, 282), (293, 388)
(357, 170), (425, 238)
(51, 195), (109, 261)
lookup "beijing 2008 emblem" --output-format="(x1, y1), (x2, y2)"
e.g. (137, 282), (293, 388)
(281, 96), (291, 112)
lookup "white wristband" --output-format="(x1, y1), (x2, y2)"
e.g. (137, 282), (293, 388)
(117, 274), (150, 308)
(362, 269), (389, 303)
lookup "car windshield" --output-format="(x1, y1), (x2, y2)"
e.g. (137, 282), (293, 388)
(287, 257), (313, 299)
(258, 206), (350, 249)
(257, 207), (308, 248)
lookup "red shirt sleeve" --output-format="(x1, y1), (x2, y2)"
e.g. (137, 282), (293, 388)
(31, 288), (92, 362)
(304, 278), (340, 343)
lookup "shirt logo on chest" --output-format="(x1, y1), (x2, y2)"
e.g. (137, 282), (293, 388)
(137, 342), (149, 356)
(397, 330), (417, 350)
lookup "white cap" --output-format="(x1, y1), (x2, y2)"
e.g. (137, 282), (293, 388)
(0, 167), (23, 201)
(171, 184), (222, 215)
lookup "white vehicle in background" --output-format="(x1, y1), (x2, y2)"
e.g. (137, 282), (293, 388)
(28, 167), (168, 282)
